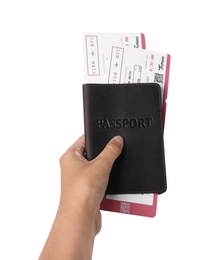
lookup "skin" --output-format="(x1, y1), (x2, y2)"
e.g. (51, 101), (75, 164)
(38, 134), (124, 260)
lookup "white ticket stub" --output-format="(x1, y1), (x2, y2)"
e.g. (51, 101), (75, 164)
(83, 33), (145, 83)
(106, 193), (154, 205)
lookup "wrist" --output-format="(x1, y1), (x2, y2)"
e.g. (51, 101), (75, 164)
(57, 196), (98, 238)
(59, 185), (100, 219)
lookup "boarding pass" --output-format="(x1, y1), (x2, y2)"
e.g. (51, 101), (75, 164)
(83, 33), (145, 83)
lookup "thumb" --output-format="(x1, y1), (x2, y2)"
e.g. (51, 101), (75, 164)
(94, 136), (124, 173)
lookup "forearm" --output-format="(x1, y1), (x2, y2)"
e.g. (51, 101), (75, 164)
(39, 203), (96, 260)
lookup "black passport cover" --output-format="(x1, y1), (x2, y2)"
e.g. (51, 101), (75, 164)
(82, 83), (167, 194)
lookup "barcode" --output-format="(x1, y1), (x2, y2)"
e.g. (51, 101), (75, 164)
(154, 73), (164, 83)
(120, 202), (131, 213)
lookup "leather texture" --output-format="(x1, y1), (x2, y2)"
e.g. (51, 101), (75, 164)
(82, 83), (167, 194)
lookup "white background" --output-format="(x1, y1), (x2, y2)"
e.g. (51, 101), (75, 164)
(0, 1), (213, 259)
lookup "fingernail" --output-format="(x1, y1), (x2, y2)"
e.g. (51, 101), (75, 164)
(113, 135), (124, 145)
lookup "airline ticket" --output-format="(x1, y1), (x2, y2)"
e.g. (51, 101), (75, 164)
(83, 33), (145, 83)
